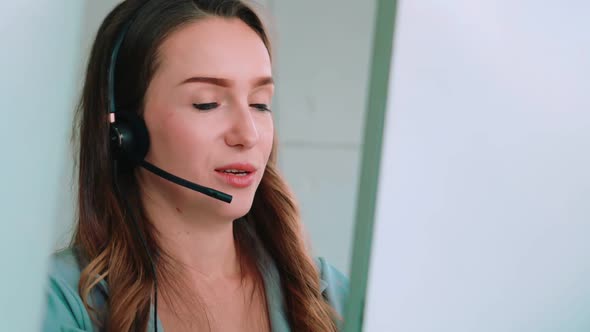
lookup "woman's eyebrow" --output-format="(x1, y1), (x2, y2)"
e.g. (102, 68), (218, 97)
(178, 76), (274, 88)
(252, 76), (274, 87)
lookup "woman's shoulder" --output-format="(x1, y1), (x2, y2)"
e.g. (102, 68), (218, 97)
(42, 247), (98, 332)
(48, 247), (84, 285)
(314, 257), (349, 318)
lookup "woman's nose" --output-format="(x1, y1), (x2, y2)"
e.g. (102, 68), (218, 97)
(224, 106), (259, 149)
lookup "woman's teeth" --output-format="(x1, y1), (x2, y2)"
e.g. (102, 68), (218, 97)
(222, 169), (248, 176)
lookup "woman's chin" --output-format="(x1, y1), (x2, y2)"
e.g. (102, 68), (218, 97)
(211, 197), (254, 221)
(226, 206), (253, 221)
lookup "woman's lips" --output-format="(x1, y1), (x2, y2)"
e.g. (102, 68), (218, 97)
(214, 170), (256, 188)
(214, 163), (256, 173)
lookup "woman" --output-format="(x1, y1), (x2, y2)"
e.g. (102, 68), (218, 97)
(42, 0), (348, 331)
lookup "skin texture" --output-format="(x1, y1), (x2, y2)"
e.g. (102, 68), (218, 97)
(137, 17), (274, 331)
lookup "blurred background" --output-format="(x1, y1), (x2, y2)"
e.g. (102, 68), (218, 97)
(362, 0), (590, 331)
(2, 0), (590, 331)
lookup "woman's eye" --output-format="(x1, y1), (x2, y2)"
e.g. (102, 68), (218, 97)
(251, 103), (272, 112)
(193, 102), (219, 111)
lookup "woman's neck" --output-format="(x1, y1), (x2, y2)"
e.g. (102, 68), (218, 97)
(142, 192), (241, 281)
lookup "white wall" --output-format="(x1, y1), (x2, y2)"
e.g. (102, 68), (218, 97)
(0, 1), (84, 330)
(364, 0), (590, 331)
(271, 0), (376, 275)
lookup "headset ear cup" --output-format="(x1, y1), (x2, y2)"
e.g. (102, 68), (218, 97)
(109, 111), (150, 167)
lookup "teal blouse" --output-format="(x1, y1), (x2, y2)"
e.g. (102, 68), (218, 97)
(41, 245), (349, 331)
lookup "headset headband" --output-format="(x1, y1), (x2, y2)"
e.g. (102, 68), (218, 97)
(108, 1), (152, 121)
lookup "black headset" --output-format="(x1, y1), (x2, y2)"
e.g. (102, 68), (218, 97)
(106, 2), (233, 330)
(107, 38), (149, 165)
(107, 2), (232, 203)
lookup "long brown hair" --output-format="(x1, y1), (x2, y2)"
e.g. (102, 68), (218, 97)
(71, 0), (338, 331)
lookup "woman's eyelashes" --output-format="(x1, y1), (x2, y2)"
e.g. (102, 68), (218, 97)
(251, 103), (272, 112)
(193, 102), (219, 111)
(192, 102), (271, 112)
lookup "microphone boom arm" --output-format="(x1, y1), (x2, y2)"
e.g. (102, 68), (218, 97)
(139, 160), (233, 203)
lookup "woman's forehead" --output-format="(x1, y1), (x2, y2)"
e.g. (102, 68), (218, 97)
(155, 17), (272, 85)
